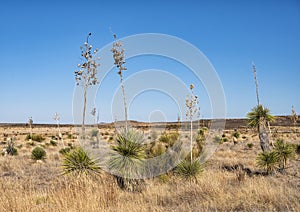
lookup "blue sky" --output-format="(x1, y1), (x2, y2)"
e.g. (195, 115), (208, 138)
(0, 0), (299, 123)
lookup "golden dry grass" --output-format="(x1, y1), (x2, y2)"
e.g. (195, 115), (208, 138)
(0, 125), (299, 211)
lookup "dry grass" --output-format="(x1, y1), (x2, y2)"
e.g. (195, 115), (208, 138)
(0, 125), (299, 211)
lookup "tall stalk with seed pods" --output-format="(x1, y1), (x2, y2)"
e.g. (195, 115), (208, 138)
(75, 33), (100, 137)
(185, 84), (200, 162)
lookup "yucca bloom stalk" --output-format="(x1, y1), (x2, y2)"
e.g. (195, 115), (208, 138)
(185, 84), (200, 162)
(53, 112), (64, 148)
(75, 33), (100, 138)
(111, 34), (128, 132)
(291, 105), (298, 126)
(28, 117), (33, 139)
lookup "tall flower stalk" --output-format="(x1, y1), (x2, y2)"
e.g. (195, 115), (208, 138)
(291, 105), (298, 126)
(28, 117), (33, 138)
(75, 33), (100, 137)
(54, 112), (64, 148)
(111, 34), (128, 132)
(185, 84), (200, 162)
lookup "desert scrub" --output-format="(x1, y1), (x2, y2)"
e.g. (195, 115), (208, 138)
(25, 134), (45, 142)
(90, 128), (99, 137)
(256, 151), (278, 174)
(62, 146), (101, 176)
(50, 140), (57, 146)
(158, 132), (179, 146)
(31, 146), (46, 160)
(3, 138), (18, 156)
(59, 147), (71, 155)
(273, 139), (296, 169)
(175, 159), (203, 182)
(247, 143), (254, 149)
(233, 130), (240, 139)
(108, 128), (146, 192)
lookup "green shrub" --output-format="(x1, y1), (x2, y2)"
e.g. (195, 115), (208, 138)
(62, 147), (101, 176)
(159, 132), (170, 143)
(247, 143), (254, 149)
(233, 131), (240, 139)
(59, 147), (71, 155)
(157, 174), (169, 183)
(26, 134), (45, 142)
(222, 138), (229, 143)
(213, 136), (222, 144)
(50, 140), (57, 146)
(175, 159), (203, 182)
(90, 128), (99, 137)
(159, 132), (179, 146)
(31, 146), (46, 160)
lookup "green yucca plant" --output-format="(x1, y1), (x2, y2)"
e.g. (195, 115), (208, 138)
(62, 147), (101, 177)
(256, 151), (279, 174)
(247, 105), (275, 129)
(273, 139), (295, 169)
(108, 129), (146, 192)
(247, 104), (275, 152)
(175, 159), (203, 182)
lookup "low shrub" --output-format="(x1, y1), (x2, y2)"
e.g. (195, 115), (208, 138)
(50, 140), (57, 146)
(31, 146), (46, 160)
(59, 147), (71, 155)
(247, 143), (254, 149)
(26, 134), (45, 142)
(233, 131), (240, 139)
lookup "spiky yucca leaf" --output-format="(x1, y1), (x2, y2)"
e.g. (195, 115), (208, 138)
(273, 139), (295, 169)
(175, 159), (203, 182)
(62, 147), (101, 176)
(256, 151), (279, 174)
(247, 104), (275, 128)
(108, 129), (146, 191)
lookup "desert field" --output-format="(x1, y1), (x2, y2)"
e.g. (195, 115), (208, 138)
(0, 118), (299, 212)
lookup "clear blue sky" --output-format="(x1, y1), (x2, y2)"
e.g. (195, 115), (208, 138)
(0, 0), (299, 123)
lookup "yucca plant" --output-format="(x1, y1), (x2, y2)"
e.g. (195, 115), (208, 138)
(5, 138), (18, 156)
(108, 129), (146, 192)
(175, 159), (203, 182)
(273, 139), (295, 169)
(247, 64), (275, 152)
(62, 147), (101, 177)
(256, 151), (279, 174)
